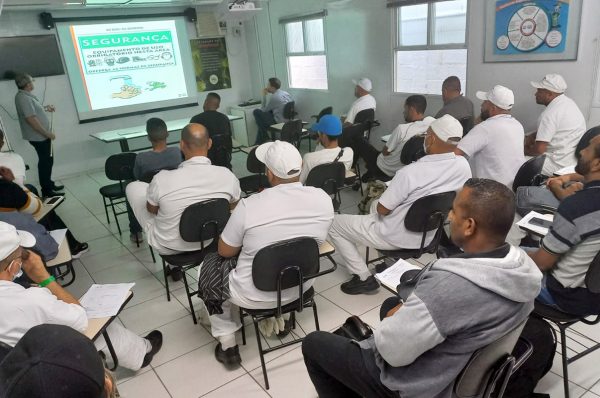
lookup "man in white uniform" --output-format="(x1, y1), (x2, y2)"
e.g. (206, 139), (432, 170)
(525, 74), (586, 176)
(127, 123), (241, 280)
(455, 85), (525, 188)
(209, 141), (334, 366)
(300, 115), (353, 184)
(343, 78), (376, 126)
(329, 115), (471, 295)
(0, 222), (162, 371)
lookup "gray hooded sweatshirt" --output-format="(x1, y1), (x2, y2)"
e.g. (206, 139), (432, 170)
(359, 244), (542, 398)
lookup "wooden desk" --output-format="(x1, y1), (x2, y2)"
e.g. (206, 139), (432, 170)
(34, 196), (64, 222)
(46, 237), (75, 287)
(90, 115), (243, 152)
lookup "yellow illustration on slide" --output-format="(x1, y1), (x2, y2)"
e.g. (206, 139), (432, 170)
(111, 75), (142, 99)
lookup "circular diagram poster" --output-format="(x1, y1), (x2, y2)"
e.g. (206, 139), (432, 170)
(493, 0), (569, 55)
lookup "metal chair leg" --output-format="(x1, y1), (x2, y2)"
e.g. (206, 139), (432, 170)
(103, 330), (119, 371)
(182, 271), (198, 324)
(109, 198), (122, 235)
(239, 308), (246, 345)
(149, 246), (156, 263)
(253, 318), (270, 389)
(162, 259), (171, 301)
(102, 196), (111, 224)
(559, 326), (570, 398)
(312, 302), (320, 331)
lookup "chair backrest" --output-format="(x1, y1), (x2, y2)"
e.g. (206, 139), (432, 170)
(305, 162), (345, 196)
(400, 135), (426, 165)
(251, 237), (320, 292)
(459, 116), (474, 136)
(585, 251), (600, 294)
(281, 119), (304, 147)
(354, 108), (375, 124)
(139, 167), (177, 184)
(209, 133), (233, 169)
(405, 191), (456, 232)
(316, 106), (333, 122)
(246, 146), (266, 174)
(179, 199), (230, 247)
(339, 121), (368, 148)
(512, 155), (546, 192)
(283, 101), (297, 120)
(105, 152), (136, 181)
(454, 320), (527, 398)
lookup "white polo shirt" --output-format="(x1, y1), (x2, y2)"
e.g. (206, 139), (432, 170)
(147, 156), (241, 253)
(377, 116), (436, 177)
(299, 146), (354, 184)
(376, 152), (471, 248)
(0, 152), (26, 187)
(0, 281), (88, 347)
(457, 114), (525, 188)
(221, 182), (334, 303)
(536, 94), (586, 176)
(345, 94), (376, 124)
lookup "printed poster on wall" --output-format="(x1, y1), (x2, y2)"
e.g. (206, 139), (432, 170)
(484, 0), (582, 62)
(190, 37), (231, 92)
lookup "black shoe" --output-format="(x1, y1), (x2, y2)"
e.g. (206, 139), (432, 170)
(169, 267), (183, 282)
(52, 184), (65, 191)
(214, 343), (241, 368)
(141, 330), (163, 367)
(42, 190), (64, 198)
(71, 242), (89, 259)
(341, 275), (379, 295)
(276, 319), (292, 339)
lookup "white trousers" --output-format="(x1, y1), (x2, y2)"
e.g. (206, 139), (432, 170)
(327, 213), (397, 280)
(94, 323), (151, 371)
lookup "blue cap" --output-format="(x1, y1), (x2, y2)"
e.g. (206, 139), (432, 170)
(311, 114), (342, 136)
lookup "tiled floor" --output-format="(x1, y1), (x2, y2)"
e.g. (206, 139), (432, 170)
(50, 149), (600, 397)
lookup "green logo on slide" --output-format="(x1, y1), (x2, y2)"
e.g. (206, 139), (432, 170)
(79, 31), (172, 49)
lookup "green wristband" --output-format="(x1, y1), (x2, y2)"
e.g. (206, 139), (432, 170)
(39, 275), (56, 288)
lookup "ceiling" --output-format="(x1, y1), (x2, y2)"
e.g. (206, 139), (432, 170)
(2, 0), (224, 10)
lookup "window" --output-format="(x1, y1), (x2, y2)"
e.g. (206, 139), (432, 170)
(394, 0), (468, 94)
(284, 17), (328, 90)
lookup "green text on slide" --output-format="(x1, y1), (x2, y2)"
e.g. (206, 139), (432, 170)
(79, 31), (173, 49)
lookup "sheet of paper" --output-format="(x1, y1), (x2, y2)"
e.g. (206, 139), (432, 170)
(381, 134), (391, 143)
(517, 211), (554, 236)
(49, 228), (68, 245)
(554, 165), (576, 176)
(80, 283), (135, 319)
(375, 259), (421, 290)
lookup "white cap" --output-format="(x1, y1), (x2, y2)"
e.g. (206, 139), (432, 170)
(0, 222), (36, 262)
(530, 73), (567, 94)
(352, 77), (372, 92)
(476, 85), (514, 110)
(255, 140), (302, 180)
(430, 114), (464, 142)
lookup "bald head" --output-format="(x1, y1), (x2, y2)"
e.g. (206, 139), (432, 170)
(180, 123), (211, 159)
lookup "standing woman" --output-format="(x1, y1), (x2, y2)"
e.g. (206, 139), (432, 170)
(9, 71), (63, 197)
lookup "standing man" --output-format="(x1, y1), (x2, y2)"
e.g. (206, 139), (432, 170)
(253, 77), (293, 145)
(11, 72), (63, 197)
(526, 74), (586, 176)
(343, 78), (376, 126)
(455, 85), (525, 188)
(435, 76), (474, 131)
(190, 92), (233, 169)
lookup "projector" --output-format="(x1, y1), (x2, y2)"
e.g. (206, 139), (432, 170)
(229, 1), (256, 10)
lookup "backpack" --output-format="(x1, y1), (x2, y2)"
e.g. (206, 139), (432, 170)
(358, 180), (387, 215)
(504, 316), (556, 398)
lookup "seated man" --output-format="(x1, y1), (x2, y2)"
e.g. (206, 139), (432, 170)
(455, 85), (525, 188)
(126, 123), (241, 281)
(299, 114), (353, 184)
(526, 74), (586, 176)
(302, 178), (542, 398)
(435, 76), (474, 128)
(208, 141), (334, 366)
(356, 94), (434, 180)
(343, 77), (376, 126)
(190, 92), (233, 169)
(0, 222), (163, 371)
(328, 115), (471, 295)
(0, 211), (58, 262)
(253, 77), (293, 145)
(529, 134), (600, 316)
(0, 128), (27, 187)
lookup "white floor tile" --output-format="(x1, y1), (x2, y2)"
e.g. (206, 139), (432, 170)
(151, 316), (215, 367)
(119, 295), (189, 335)
(80, 247), (139, 274)
(319, 282), (394, 316)
(202, 374), (268, 397)
(293, 295), (351, 334)
(90, 259), (152, 284)
(535, 371), (587, 397)
(126, 275), (169, 307)
(117, 370), (171, 398)
(582, 391), (600, 398)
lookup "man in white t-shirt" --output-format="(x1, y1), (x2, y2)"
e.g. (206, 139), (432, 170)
(329, 115), (471, 295)
(343, 78), (376, 126)
(525, 74), (586, 176)
(126, 123), (241, 280)
(0, 222), (162, 371)
(356, 95), (435, 180)
(209, 140), (334, 366)
(455, 85), (525, 188)
(300, 115), (353, 184)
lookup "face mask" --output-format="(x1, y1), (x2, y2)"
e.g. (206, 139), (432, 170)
(9, 260), (23, 281)
(422, 141), (428, 155)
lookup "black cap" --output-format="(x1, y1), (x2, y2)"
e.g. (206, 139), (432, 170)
(0, 324), (105, 398)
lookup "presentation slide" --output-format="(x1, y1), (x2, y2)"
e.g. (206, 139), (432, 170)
(56, 17), (198, 122)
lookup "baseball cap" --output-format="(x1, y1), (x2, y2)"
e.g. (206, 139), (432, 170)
(429, 114), (464, 142)
(0, 324), (105, 398)
(310, 114), (342, 136)
(531, 73), (567, 94)
(352, 77), (372, 92)
(0, 222), (35, 262)
(476, 85), (514, 110)
(255, 140), (302, 180)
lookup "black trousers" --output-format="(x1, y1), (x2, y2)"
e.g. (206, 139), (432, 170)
(253, 109), (276, 145)
(39, 212), (81, 250)
(354, 138), (393, 181)
(28, 139), (54, 195)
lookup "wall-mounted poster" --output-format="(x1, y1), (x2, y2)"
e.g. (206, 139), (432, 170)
(484, 0), (582, 62)
(190, 37), (231, 91)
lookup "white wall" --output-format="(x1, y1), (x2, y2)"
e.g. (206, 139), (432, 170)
(0, 8), (253, 182)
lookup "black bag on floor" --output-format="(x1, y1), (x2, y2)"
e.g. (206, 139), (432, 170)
(333, 316), (373, 341)
(504, 316), (556, 398)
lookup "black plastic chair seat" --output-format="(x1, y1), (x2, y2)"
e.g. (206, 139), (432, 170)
(378, 241), (437, 260)
(534, 300), (582, 323)
(240, 174), (269, 193)
(160, 246), (214, 267)
(99, 183), (126, 198)
(242, 287), (315, 317)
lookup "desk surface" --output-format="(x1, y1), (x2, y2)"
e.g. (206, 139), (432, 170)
(84, 291), (133, 340)
(90, 115), (242, 144)
(34, 196), (64, 222)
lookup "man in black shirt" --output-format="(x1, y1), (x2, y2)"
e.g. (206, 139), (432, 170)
(190, 92), (232, 169)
